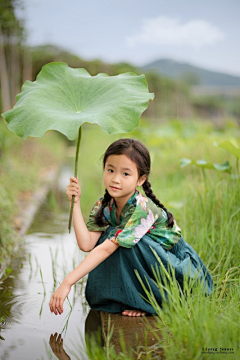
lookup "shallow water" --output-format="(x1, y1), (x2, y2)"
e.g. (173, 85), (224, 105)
(0, 167), (91, 360)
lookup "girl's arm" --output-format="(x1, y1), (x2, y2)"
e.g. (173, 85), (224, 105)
(67, 176), (101, 251)
(49, 239), (119, 315)
(72, 201), (102, 251)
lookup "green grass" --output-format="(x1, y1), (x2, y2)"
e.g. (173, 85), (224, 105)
(75, 118), (240, 359)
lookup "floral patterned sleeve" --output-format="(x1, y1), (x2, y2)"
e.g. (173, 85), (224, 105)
(109, 193), (182, 250)
(86, 198), (109, 233)
(149, 216), (182, 250)
(108, 193), (156, 248)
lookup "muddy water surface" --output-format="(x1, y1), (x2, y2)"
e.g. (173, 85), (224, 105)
(0, 167), (90, 360)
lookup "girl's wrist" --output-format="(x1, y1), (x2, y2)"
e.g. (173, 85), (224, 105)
(69, 200), (81, 207)
(63, 277), (73, 288)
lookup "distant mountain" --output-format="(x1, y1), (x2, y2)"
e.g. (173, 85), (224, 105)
(142, 59), (240, 88)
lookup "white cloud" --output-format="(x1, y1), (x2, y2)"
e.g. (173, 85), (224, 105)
(126, 16), (225, 49)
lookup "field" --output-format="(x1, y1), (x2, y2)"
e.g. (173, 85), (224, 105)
(76, 119), (240, 360)
(1, 117), (239, 359)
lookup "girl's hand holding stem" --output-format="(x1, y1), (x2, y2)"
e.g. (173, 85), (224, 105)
(66, 177), (81, 204)
(66, 177), (102, 252)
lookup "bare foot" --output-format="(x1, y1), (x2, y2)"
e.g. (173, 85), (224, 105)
(122, 309), (147, 317)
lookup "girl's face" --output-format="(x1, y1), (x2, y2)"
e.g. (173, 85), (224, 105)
(104, 154), (146, 204)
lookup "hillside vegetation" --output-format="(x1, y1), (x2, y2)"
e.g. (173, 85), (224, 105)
(142, 58), (240, 87)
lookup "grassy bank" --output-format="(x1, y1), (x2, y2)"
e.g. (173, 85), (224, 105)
(0, 119), (66, 271)
(71, 119), (239, 359)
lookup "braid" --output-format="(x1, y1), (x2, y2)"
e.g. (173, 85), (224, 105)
(142, 180), (174, 228)
(94, 189), (112, 227)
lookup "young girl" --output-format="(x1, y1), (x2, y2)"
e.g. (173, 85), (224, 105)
(49, 138), (213, 317)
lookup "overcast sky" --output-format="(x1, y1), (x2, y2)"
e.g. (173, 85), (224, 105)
(21, 0), (240, 76)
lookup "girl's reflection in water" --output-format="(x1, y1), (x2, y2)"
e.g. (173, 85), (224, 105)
(49, 333), (70, 360)
(49, 309), (104, 359)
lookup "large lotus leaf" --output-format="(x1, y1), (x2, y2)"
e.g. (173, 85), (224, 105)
(214, 140), (240, 159)
(2, 62), (154, 140)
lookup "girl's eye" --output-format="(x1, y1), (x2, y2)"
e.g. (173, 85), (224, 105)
(123, 172), (129, 176)
(108, 169), (114, 173)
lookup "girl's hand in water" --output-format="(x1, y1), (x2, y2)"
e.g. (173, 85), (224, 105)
(66, 177), (81, 204)
(49, 281), (71, 315)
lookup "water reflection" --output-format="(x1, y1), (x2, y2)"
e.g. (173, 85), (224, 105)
(49, 310), (103, 360)
(0, 172), (101, 360)
(49, 333), (70, 360)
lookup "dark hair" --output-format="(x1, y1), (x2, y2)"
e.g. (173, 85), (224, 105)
(95, 138), (174, 228)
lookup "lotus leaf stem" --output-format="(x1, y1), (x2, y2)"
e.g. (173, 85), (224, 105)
(68, 126), (82, 233)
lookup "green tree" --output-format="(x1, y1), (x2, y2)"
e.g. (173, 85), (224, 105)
(0, 0), (28, 112)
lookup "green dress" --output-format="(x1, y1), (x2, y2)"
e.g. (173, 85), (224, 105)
(85, 190), (213, 314)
